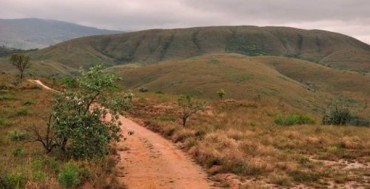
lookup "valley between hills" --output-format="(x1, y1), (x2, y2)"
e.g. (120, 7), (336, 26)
(0, 26), (370, 188)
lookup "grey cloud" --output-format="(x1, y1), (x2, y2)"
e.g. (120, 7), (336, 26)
(0, 0), (370, 43)
(182, 0), (370, 23)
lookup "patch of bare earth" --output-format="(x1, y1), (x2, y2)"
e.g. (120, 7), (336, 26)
(115, 116), (218, 189)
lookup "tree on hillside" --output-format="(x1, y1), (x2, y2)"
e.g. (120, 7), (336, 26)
(9, 54), (31, 80)
(217, 88), (226, 100)
(178, 95), (204, 127)
(30, 65), (129, 159)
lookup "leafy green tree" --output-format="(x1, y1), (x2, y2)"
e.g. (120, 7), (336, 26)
(31, 65), (127, 159)
(9, 54), (31, 80)
(217, 88), (226, 100)
(178, 95), (204, 127)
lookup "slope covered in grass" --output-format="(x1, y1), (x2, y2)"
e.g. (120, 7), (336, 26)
(110, 54), (370, 116)
(24, 25), (370, 72)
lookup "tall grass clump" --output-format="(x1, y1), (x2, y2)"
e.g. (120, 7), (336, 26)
(8, 129), (27, 141)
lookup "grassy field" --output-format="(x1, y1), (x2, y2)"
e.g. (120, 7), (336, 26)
(127, 91), (370, 188)
(0, 75), (122, 188)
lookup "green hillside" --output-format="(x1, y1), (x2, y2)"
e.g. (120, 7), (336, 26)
(26, 26), (370, 72)
(109, 53), (370, 116)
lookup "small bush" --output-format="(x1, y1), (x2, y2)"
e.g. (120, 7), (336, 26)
(157, 116), (176, 122)
(58, 162), (80, 189)
(139, 87), (148, 92)
(227, 161), (267, 176)
(270, 175), (292, 186)
(288, 170), (323, 182)
(8, 129), (27, 141)
(12, 147), (24, 157)
(321, 98), (370, 126)
(274, 114), (315, 126)
(322, 107), (351, 125)
(217, 88), (226, 100)
(155, 90), (163, 94)
(23, 100), (35, 106)
(322, 106), (369, 126)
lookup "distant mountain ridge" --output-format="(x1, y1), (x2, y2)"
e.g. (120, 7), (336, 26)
(0, 18), (122, 49)
(30, 25), (370, 71)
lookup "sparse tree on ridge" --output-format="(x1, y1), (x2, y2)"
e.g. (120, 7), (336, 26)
(9, 54), (31, 80)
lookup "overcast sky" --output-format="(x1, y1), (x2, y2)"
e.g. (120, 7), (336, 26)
(1, 0), (370, 44)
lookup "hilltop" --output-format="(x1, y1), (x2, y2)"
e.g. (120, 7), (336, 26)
(0, 18), (122, 49)
(27, 25), (370, 72)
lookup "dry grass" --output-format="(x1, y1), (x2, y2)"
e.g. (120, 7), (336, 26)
(128, 91), (370, 188)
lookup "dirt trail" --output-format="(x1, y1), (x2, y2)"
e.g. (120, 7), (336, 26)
(116, 117), (216, 189)
(28, 79), (59, 93)
(29, 79), (216, 189)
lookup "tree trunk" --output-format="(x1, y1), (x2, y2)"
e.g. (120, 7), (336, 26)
(182, 116), (187, 127)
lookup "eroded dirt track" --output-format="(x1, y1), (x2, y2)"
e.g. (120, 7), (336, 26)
(116, 116), (216, 189)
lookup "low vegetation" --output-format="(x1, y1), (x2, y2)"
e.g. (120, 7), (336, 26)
(0, 71), (127, 188)
(274, 114), (315, 126)
(128, 92), (370, 188)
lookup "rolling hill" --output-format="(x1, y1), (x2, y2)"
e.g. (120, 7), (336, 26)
(1, 25), (369, 116)
(109, 54), (370, 116)
(0, 18), (122, 49)
(27, 25), (370, 72)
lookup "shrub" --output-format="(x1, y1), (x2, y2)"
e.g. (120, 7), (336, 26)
(58, 163), (80, 189)
(322, 106), (351, 125)
(139, 87), (148, 92)
(23, 100), (35, 106)
(274, 114), (315, 126)
(30, 65), (125, 158)
(217, 88), (225, 100)
(322, 99), (369, 126)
